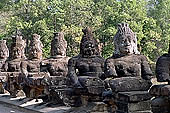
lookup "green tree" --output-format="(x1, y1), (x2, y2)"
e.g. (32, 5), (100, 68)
(148, 0), (170, 58)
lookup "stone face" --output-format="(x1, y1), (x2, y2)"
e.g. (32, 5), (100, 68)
(113, 23), (140, 55)
(67, 27), (105, 107)
(28, 34), (43, 60)
(50, 32), (67, 57)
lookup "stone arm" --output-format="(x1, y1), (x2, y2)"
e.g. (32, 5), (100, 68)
(21, 61), (28, 77)
(141, 55), (153, 80)
(155, 56), (170, 82)
(67, 58), (82, 88)
(3, 61), (8, 72)
(40, 61), (48, 72)
(103, 58), (117, 80)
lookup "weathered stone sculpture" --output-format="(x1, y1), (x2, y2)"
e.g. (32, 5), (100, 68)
(149, 44), (170, 113)
(41, 32), (69, 104)
(0, 40), (9, 93)
(104, 23), (153, 113)
(6, 33), (26, 97)
(21, 34), (45, 99)
(67, 27), (105, 107)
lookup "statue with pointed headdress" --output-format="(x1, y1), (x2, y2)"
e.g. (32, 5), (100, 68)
(6, 32), (26, 97)
(103, 23), (153, 112)
(40, 32), (69, 104)
(20, 34), (45, 99)
(66, 27), (105, 106)
(0, 40), (9, 93)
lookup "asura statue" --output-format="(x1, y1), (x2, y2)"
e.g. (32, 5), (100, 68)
(149, 44), (170, 113)
(41, 32), (69, 104)
(104, 23), (153, 91)
(67, 27), (105, 106)
(6, 33), (26, 97)
(0, 40), (9, 93)
(21, 34), (46, 100)
(103, 23), (153, 113)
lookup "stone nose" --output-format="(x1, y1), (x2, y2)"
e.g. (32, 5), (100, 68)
(124, 39), (130, 46)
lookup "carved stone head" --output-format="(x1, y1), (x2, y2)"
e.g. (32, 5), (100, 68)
(114, 23), (140, 55)
(80, 27), (99, 57)
(10, 33), (26, 60)
(0, 40), (9, 60)
(29, 34), (43, 59)
(11, 45), (23, 59)
(50, 32), (67, 57)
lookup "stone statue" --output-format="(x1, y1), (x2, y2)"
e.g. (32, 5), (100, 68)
(104, 23), (153, 113)
(41, 32), (69, 104)
(0, 40), (9, 93)
(155, 45), (170, 82)
(21, 34), (45, 99)
(67, 27), (105, 107)
(6, 33), (26, 97)
(149, 44), (170, 113)
(0, 40), (9, 72)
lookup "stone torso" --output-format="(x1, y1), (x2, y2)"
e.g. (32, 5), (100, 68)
(0, 60), (7, 72)
(156, 54), (170, 82)
(7, 59), (22, 72)
(105, 54), (152, 78)
(42, 57), (69, 76)
(75, 56), (104, 77)
(113, 55), (142, 77)
(22, 60), (41, 73)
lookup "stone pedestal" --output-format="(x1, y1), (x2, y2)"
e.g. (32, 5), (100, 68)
(116, 91), (152, 113)
(150, 84), (170, 113)
(0, 72), (7, 94)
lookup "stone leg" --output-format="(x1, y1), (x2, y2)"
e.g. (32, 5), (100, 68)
(81, 95), (89, 106)
(0, 82), (4, 94)
(116, 91), (152, 113)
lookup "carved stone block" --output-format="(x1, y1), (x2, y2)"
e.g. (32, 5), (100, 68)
(149, 84), (170, 96)
(116, 100), (151, 113)
(109, 77), (152, 92)
(117, 91), (152, 102)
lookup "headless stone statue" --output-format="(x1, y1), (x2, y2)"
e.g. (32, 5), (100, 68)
(41, 32), (69, 104)
(149, 44), (170, 113)
(104, 23), (153, 113)
(0, 40), (9, 93)
(21, 34), (45, 99)
(67, 27), (105, 107)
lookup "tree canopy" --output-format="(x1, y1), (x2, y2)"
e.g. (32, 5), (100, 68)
(0, 0), (169, 63)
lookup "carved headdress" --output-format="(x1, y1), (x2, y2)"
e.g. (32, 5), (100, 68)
(51, 32), (67, 57)
(114, 22), (140, 55)
(0, 40), (9, 59)
(10, 32), (26, 59)
(80, 27), (99, 55)
(29, 34), (43, 59)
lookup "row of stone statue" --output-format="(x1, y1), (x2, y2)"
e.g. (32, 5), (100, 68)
(0, 22), (169, 113)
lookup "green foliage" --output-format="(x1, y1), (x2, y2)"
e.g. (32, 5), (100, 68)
(0, 0), (169, 63)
